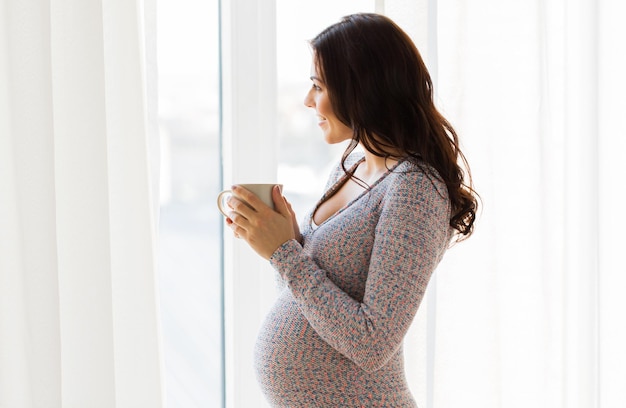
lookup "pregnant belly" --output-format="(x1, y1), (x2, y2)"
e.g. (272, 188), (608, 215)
(254, 291), (355, 403)
(253, 290), (416, 407)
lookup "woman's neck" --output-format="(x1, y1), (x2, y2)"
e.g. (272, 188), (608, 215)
(356, 147), (400, 185)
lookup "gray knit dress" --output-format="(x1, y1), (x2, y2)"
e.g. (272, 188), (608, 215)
(254, 153), (452, 407)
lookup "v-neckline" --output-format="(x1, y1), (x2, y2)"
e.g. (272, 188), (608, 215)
(310, 156), (405, 229)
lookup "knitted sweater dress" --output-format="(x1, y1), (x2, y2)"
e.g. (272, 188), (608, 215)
(255, 153), (452, 407)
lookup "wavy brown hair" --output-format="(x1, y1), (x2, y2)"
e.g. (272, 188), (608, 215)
(310, 13), (478, 239)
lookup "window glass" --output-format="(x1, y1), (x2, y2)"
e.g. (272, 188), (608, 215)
(276, 1), (376, 217)
(157, 0), (222, 407)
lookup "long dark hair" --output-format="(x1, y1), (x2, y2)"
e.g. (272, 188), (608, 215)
(310, 13), (479, 240)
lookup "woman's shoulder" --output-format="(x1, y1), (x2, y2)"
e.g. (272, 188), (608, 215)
(386, 158), (449, 203)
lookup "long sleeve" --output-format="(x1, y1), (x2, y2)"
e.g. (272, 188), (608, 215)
(269, 169), (451, 372)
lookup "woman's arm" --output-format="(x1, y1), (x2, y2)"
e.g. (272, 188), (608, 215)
(270, 172), (451, 372)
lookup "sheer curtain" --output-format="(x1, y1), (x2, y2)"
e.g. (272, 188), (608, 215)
(384, 0), (625, 406)
(0, 1), (163, 407)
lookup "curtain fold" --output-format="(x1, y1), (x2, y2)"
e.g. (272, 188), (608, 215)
(596, 1), (626, 406)
(386, 0), (625, 406)
(0, 1), (163, 407)
(430, 0), (623, 406)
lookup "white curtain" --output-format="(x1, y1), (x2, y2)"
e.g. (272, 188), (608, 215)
(385, 0), (626, 406)
(0, 1), (164, 407)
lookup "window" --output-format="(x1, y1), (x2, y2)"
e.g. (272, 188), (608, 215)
(157, 0), (223, 407)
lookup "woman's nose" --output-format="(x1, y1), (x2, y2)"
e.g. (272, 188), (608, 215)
(304, 89), (314, 108)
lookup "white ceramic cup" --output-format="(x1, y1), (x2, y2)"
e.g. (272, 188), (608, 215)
(217, 183), (283, 217)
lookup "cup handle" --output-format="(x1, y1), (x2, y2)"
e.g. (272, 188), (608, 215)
(217, 190), (232, 217)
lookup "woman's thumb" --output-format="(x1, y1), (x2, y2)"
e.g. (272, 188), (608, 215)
(272, 185), (289, 215)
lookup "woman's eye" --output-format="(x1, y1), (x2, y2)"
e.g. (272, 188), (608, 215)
(311, 83), (321, 91)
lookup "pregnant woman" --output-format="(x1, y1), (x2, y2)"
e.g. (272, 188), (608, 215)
(223, 13), (479, 407)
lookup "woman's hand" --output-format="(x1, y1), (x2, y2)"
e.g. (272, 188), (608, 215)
(225, 185), (298, 260)
(283, 196), (303, 244)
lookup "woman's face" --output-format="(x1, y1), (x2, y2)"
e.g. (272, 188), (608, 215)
(304, 62), (353, 145)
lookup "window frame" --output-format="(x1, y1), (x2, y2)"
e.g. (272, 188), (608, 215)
(220, 1), (279, 407)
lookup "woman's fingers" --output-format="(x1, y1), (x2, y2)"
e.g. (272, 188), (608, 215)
(227, 209), (246, 226)
(271, 185), (290, 216)
(283, 197), (302, 243)
(226, 196), (253, 221)
(225, 184), (297, 258)
(228, 184), (285, 225)
(226, 216), (244, 239)
(226, 186), (270, 233)
(230, 185), (268, 212)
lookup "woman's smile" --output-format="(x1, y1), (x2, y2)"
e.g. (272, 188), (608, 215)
(304, 64), (353, 144)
